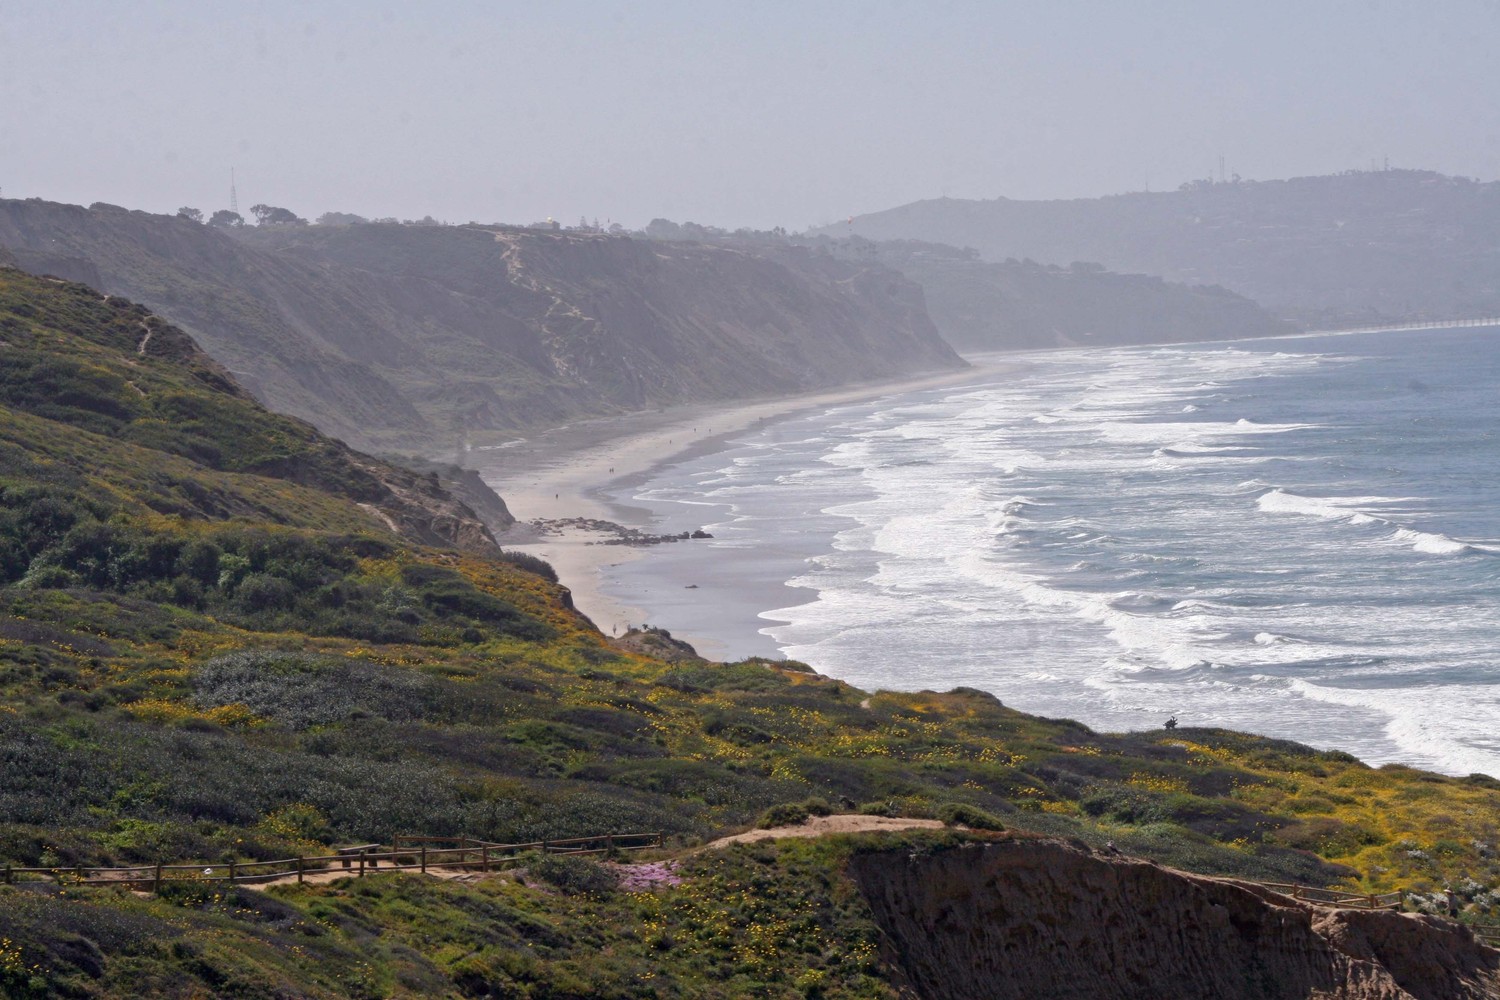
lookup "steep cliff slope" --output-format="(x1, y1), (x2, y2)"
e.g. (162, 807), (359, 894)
(851, 837), (1500, 1000)
(0, 268), (498, 554)
(0, 199), (962, 452)
(816, 238), (1295, 349)
(836, 170), (1500, 325)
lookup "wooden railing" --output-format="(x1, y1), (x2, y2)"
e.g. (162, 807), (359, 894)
(1251, 882), (1500, 950)
(1249, 881), (1404, 910)
(1472, 924), (1500, 948)
(0, 831), (663, 894)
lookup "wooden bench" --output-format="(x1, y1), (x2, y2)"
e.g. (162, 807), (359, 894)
(336, 844), (383, 869)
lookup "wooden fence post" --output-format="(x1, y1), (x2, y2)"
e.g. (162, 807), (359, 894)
(4, 863), (11, 885)
(296, 857), (304, 885)
(358, 853), (366, 878)
(153, 863), (162, 894)
(482, 845), (489, 873)
(420, 846), (426, 874)
(229, 861), (237, 885)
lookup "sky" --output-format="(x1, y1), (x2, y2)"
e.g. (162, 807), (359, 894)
(2, 0), (1498, 231)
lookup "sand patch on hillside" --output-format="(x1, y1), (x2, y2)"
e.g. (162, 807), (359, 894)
(704, 814), (947, 849)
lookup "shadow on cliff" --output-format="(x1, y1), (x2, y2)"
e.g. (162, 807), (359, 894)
(850, 836), (1499, 1000)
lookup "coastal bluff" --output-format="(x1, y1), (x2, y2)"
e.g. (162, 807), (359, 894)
(851, 837), (1499, 1000)
(0, 199), (963, 453)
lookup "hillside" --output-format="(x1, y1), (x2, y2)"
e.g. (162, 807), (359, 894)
(811, 237), (1294, 349)
(0, 199), (962, 454)
(835, 170), (1500, 326)
(1, 269), (1497, 995)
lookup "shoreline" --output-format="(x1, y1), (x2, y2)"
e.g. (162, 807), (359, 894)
(477, 356), (1023, 639)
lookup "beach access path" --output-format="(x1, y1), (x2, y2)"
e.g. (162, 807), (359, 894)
(477, 355), (1021, 639)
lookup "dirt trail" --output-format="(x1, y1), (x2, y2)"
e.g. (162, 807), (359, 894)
(702, 815), (946, 849)
(242, 865), (494, 890)
(221, 816), (946, 892)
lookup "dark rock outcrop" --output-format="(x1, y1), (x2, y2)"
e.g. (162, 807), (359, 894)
(347, 456), (500, 555)
(376, 456), (517, 536)
(850, 837), (1500, 1000)
(609, 626), (702, 663)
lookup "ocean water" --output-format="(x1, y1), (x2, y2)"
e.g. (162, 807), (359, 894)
(598, 327), (1500, 776)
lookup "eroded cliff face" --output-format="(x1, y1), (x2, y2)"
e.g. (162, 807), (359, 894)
(0, 200), (963, 453)
(850, 838), (1499, 1000)
(347, 456), (502, 555)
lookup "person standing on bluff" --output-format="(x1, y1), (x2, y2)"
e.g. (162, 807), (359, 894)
(1445, 887), (1461, 918)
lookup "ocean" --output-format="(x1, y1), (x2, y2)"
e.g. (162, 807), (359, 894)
(597, 326), (1500, 776)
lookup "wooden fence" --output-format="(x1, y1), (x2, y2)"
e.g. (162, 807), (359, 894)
(3, 836), (1497, 950)
(0, 831), (663, 894)
(1250, 881), (1404, 910)
(1473, 925), (1500, 948)
(1253, 881), (1500, 950)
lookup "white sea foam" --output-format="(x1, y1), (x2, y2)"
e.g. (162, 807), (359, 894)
(1252, 632), (1283, 645)
(1257, 490), (1481, 556)
(1257, 489), (1420, 520)
(1389, 528), (1472, 555)
(1287, 679), (1500, 777)
(597, 329), (1500, 776)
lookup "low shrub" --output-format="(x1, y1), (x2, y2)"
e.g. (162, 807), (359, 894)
(936, 801), (1006, 831)
(519, 852), (618, 895)
(757, 802), (810, 829)
(756, 797), (834, 829)
(497, 549), (558, 583)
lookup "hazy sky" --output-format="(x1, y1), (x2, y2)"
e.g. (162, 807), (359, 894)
(3, 1), (1497, 230)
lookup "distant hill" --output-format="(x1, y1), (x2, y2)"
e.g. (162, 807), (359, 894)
(809, 237), (1293, 350)
(832, 170), (1500, 326)
(0, 200), (962, 454)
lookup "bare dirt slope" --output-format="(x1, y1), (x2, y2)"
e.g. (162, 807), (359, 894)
(850, 836), (1500, 1000)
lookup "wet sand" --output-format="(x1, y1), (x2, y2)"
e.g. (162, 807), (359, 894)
(477, 356), (1020, 638)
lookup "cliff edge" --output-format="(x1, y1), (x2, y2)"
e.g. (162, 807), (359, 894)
(0, 200), (963, 453)
(851, 837), (1499, 1000)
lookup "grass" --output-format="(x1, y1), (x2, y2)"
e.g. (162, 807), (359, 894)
(0, 267), (1497, 995)
(0, 834), (918, 999)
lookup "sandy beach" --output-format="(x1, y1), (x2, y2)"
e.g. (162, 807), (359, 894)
(476, 355), (1020, 639)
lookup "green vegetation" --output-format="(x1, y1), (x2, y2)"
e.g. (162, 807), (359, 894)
(0, 267), (1497, 995)
(0, 835), (919, 999)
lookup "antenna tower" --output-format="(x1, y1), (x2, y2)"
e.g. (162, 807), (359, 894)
(230, 168), (239, 214)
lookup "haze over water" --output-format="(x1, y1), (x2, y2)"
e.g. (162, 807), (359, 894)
(601, 326), (1500, 777)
